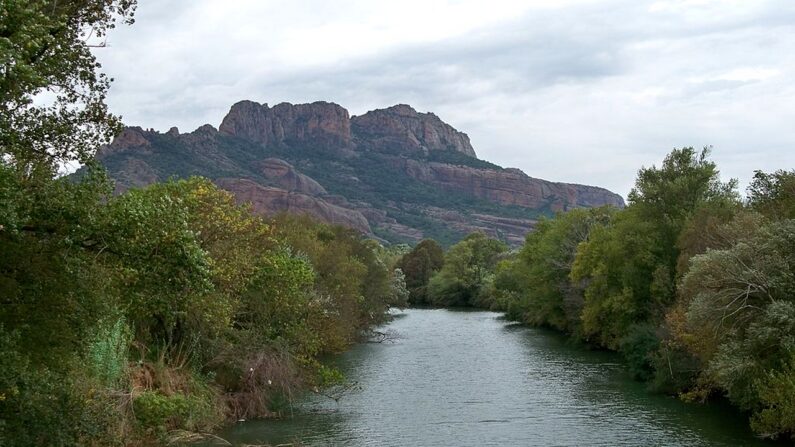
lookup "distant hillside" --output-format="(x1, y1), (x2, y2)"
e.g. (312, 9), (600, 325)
(96, 100), (624, 246)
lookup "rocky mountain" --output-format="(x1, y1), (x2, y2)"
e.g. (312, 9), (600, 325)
(96, 100), (624, 246)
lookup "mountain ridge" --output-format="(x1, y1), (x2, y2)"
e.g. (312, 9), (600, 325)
(96, 100), (624, 246)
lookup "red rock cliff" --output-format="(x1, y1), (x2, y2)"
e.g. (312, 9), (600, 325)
(219, 100), (352, 152)
(351, 104), (476, 157)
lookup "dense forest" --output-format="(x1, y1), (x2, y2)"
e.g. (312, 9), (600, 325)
(398, 148), (795, 440)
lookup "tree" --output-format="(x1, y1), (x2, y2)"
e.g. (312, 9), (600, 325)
(428, 233), (507, 307)
(270, 214), (400, 351)
(678, 219), (795, 395)
(1, 0), (136, 170)
(396, 239), (444, 305)
(496, 207), (614, 332)
(0, 163), (116, 366)
(747, 169), (795, 220)
(572, 148), (738, 343)
(571, 207), (661, 349)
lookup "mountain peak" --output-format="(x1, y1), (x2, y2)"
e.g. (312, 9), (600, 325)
(215, 99), (477, 158)
(218, 100), (352, 152)
(351, 104), (476, 157)
(384, 104), (418, 116)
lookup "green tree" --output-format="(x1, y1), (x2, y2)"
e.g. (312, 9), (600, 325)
(496, 207), (614, 332)
(677, 219), (795, 426)
(396, 239), (444, 305)
(0, 163), (116, 363)
(428, 233), (507, 307)
(572, 147), (737, 378)
(1, 0), (136, 169)
(571, 207), (661, 349)
(270, 214), (399, 351)
(747, 169), (795, 220)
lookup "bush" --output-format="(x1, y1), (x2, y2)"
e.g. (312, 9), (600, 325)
(751, 354), (795, 438)
(87, 317), (132, 387)
(0, 330), (123, 447)
(132, 384), (221, 437)
(619, 324), (660, 381)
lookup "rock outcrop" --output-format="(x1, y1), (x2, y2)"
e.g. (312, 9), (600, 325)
(219, 100), (352, 152)
(384, 157), (623, 212)
(257, 158), (327, 196)
(215, 178), (370, 233)
(97, 127), (151, 157)
(351, 104), (476, 157)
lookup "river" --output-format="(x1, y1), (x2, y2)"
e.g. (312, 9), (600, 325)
(217, 308), (775, 446)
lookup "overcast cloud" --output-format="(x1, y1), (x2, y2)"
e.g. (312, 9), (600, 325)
(93, 0), (795, 197)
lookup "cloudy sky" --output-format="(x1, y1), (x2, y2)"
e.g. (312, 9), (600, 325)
(94, 0), (795, 197)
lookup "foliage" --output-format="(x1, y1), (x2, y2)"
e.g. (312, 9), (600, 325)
(396, 239), (445, 305)
(270, 213), (405, 350)
(0, 0), (136, 168)
(390, 268), (411, 308)
(619, 323), (660, 381)
(747, 169), (795, 220)
(488, 148), (795, 438)
(0, 328), (125, 447)
(0, 162), (116, 366)
(132, 387), (219, 437)
(751, 353), (795, 437)
(675, 220), (795, 434)
(98, 181), (218, 344)
(570, 207), (662, 348)
(0, 171), (402, 443)
(498, 207), (614, 332)
(87, 317), (132, 387)
(427, 233), (507, 307)
(571, 147), (737, 348)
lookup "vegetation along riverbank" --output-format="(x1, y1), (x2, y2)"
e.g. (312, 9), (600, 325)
(0, 2), (411, 445)
(398, 147), (795, 441)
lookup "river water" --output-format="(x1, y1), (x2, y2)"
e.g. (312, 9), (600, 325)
(218, 309), (775, 446)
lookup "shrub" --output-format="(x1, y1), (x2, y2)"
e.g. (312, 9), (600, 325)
(87, 317), (132, 387)
(619, 324), (660, 381)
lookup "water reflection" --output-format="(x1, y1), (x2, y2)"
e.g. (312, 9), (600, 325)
(217, 309), (775, 446)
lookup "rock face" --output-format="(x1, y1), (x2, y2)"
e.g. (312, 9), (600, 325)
(351, 104), (476, 157)
(257, 158), (327, 196)
(215, 178), (370, 233)
(385, 158), (624, 212)
(97, 127), (151, 157)
(219, 100), (352, 152)
(96, 99), (624, 246)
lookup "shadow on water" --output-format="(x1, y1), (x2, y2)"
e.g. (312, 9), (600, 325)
(214, 309), (786, 447)
(502, 322), (783, 447)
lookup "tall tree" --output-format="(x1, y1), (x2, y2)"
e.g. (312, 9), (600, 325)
(747, 169), (795, 220)
(572, 147), (738, 375)
(1, 0), (136, 170)
(397, 239), (444, 305)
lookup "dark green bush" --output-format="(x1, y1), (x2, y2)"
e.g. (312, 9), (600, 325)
(619, 324), (660, 381)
